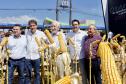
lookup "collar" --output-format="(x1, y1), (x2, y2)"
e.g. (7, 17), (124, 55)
(88, 33), (96, 38)
(52, 32), (60, 36)
(29, 30), (38, 35)
(72, 29), (81, 34)
(13, 35), (21, 39)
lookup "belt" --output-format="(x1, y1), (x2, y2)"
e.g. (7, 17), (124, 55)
(9, 57), (25, 61)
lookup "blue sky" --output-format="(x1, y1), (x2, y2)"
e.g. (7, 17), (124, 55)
(0, 0), (105, 27)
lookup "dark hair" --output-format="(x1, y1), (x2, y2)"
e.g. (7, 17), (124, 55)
(14, 24), (21, 27)
(21, 30), (25, 35)
(4, 32), (11, 37)
(13, 24), (22, 30)
(28, 19), (37, 25)
(72, 19), (80, 25)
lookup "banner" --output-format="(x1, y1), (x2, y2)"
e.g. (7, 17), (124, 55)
(108, 0), (126, 35)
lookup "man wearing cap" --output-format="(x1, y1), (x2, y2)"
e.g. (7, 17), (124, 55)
(83, 24), (102, 84)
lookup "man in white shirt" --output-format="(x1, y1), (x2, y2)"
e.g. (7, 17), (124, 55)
(25, 20), (47, 84)
(6, 25), (27, 84)
(49, 21), (71, 79)
(66, 19), (87, 84)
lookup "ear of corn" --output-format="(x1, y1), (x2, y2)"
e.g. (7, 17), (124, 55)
(58, 33), (67, 52)
(61, 52), (71, 76)
(35, 36), (45, 83)
(0, 37), (8, 48)
(35, 37), (48, 52)
(120, 36), (125, 40)
(102, 35), (106, 42)
(54, 76), (71, 84)
(110, 39), (120, 49)
(0, 37), (8, 84)
(44, 29), (54, 44)
(40, 38), (49, 50)
(67, 37), (75, 45)
(112, 34), (120, 40)
(97, 42), (122, 84)
(35, 37), (41, 47)
(92, 40), (100, 47)
(0, 51), (4, 84)
(120, 35), (125, 44)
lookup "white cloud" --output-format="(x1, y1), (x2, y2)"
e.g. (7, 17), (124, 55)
(0, 15), (39, 24)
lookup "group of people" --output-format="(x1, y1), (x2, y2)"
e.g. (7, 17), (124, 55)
(0, 19), (102, 84)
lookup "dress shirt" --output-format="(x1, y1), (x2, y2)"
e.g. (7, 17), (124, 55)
(26, 30), (47, 60)
(52, 32), (66, 48)
(83, 34), (102, 59)
(7, 35), (27, 59)
(66, 30), (87, 60)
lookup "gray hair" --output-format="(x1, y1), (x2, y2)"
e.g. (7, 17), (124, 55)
(51, 20), (60, 28)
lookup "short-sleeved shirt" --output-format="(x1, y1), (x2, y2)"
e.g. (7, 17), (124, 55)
(7, 35), (27, 59)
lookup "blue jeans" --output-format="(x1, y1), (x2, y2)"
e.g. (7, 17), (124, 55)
(85, 58), (102, 84)
(8, 57), (25, 84)
(71, 59), (79, 73)
(79, 58), (88, 84)
(25, 59), (40, 84)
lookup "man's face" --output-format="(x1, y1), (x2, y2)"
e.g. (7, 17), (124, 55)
(12, 26), (21, 37)
(29, 22), (37, 33)
(50, 23), (59, 34)
(72, 21), (79, 33)
(0, 32), (5, 38)
(87, 25), (96, 36)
